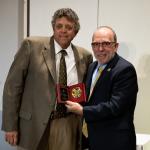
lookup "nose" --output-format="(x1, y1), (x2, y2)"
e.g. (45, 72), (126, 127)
(97, 45), (103, 51)
(61, 26), (67, 32)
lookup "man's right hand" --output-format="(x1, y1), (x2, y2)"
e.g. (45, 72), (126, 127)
(5, 131), (18, 146)
(65, 101), (83, 116)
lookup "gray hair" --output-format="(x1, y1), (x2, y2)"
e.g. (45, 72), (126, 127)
(51, 8), (80, 34)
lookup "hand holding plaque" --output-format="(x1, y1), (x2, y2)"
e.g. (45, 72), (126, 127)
(56, 83), (86, 103)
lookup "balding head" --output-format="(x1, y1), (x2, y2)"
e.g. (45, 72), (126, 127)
(92, 26), (117, 43)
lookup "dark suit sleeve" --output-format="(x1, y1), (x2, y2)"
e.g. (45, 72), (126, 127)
(83, 65), (138, 122)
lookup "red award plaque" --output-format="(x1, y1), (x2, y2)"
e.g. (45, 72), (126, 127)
(56, 83), (86, 103)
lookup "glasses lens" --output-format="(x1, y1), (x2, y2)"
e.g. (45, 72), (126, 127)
(91, 42), (115, 48)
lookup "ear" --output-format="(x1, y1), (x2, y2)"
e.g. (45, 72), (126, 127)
(115, 43), (119, 48)
(74, 30), (79, 36)
(114, 43), (119, 52)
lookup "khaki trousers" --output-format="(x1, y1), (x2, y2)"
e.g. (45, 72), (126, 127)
(17, 114), (82, 150)
(48, 114), (82, 150)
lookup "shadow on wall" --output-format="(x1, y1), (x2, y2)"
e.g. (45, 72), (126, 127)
(0, 111), (16, 150)
(118, 42), (137, 63)
(118, 42), (130, 59)
(118, 43), (150, 134)
(135, 54), (150, 134)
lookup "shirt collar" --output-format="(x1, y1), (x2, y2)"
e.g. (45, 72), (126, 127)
(97, 62), (107, 70)
(54, 39), (72, 55)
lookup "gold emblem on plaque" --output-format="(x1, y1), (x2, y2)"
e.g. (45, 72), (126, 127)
(72, 87), (82, 98)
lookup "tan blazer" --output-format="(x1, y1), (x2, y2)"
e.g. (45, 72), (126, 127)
(2, 36), (93, 150)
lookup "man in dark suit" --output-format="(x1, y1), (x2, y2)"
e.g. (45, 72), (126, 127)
(66, 26), (138, 150)
(2, 8), (93, 150)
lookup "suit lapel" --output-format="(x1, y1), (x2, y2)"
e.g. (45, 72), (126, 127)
(86, 62), (98, 98)
(88, 53), (119, 99)
(42, 36), (57, 82)
(72, 44), (85, 83)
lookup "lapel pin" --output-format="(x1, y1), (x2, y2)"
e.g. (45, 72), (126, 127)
(107, 68), (111, 72)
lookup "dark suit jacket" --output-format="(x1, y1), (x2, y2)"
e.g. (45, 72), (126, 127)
(2, 36), (93, 150)
(83, 53), (138, 150)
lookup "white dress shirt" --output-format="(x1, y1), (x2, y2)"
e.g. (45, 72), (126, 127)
(54, 40), (78, 86)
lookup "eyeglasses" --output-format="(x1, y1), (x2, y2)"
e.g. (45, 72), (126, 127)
(55, 24), (74, 31)
(91, 42), (116, 49)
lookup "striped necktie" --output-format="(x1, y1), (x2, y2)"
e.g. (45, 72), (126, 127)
(59, 49), (67, 86)
(88, 66), (103, 100)
(82, 66), (103, 137)
(56, 49), (67, 115)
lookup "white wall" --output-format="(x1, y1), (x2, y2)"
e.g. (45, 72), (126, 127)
(0, 0), (24, 110)
(0, 0), (18, 110)
(0, 0), (24, 149)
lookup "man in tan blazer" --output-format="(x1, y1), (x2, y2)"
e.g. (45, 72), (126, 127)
(2, 8), (93, 150)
